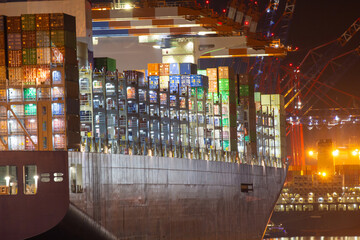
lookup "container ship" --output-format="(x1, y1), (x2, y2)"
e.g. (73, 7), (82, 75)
(0, 1), (287, 239)
(271, 139), (360, 236)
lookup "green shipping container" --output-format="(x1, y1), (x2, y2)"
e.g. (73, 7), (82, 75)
(197, 102), (203, 111)
(94, 57), (116, 72)
(239, 85), (249, 96)
(254, 92), (261, 102)
(197, 69), (206, 75)
(24, 104), (37, 116)
(21, 14), (36, 31)
(24, 88), (36, 100)
(208, 92), (220, 102)
(223, 140), (230, 151)
(245, 135), (250, 142)
(22, 48), (37, 65)
(219, 91), (236, 104)
(197, 87), (205, 99)
(219, 78), (235, 91)
(50, 30), (76, 49)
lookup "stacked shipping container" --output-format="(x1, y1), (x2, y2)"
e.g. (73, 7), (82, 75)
(0, 13), (79, 151)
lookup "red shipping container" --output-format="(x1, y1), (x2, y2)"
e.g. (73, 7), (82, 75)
(218, 66), (230, 79)
(159, 63), (170, 76)
(7, 33), (22, 50)
(7, 16), (21, 33)
(0, 66), (6, 85)
(36, 14), (50, 31)
(8, 50), (22, 67)
(22, 31), (36, 48)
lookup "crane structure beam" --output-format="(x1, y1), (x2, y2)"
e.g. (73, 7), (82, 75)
(338, 17), (360, 46)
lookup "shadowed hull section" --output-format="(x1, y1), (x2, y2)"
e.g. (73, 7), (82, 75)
(69, 152), (287, 240)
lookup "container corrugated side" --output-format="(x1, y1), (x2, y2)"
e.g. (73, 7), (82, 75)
(22, 48), (37, 65)
(50, 30), (76, 49)
(8, 50), (22, 67)
(6, 16), (21, 33)
(36, 31), (50, 47)
(0, 49), (5, 66)
(0, 32), (5, 49)
(22, 31), (36, 48)
(8, 67), (23, 86)
(51, 47), (77, 64)
(35, 14), (50, 31)
(50, 13), (76, 32)
(7, 33), (22, 50)
(36, 47), (51, 65)
(21, 14), (36, 31)
(0, 16), (6, 32)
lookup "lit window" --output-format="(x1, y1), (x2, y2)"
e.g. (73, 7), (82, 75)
(24, 165), (38, 195)
(0, 166), (18, 195)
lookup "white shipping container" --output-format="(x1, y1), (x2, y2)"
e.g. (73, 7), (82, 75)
(160, 76), (169, 89)
(261, 94), (271, 106)
(9, 104), (24, 117)
(8, 135), (25, 150)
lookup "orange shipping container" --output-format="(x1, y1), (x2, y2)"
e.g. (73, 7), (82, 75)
(218, 66), (229, 79)
(206, 68), (217, 81)
(208, 80), (218, 93)
(159, 63), (170, 76)
(37, 47), (51, 65)
(8, 50), (22, 67)
(23, 66), (37, 85)
(148, 63), (160, 76)
(0, 66), (6, 85)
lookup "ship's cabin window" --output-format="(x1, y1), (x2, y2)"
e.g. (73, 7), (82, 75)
(338, 204), (347, 211)
(319, 204), (328, 211)
(40, 173), (50, 183)
(24, 165), (38, 195)
(285, 205), (294, 211)
(274, 205), (284, 212)
(303, 204), (313, 211)
(54, 172), (64, 182)
(329, 204), (337, 211)
(347, 204), (358, 211)
(70, 164), (83, 193)
(0, 166), (18, 195)
(295, 205), (302, 211)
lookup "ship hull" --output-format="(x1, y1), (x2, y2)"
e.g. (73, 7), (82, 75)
(272, 211), (360, 236)
(69, 152), (287, 240)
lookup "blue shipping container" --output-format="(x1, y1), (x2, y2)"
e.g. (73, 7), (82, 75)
(149, 76), (159, 89)
(190, 75), (208, 88)
(169, 63), (180, 75)
(180, 75), (190, 87)
(180, 63), (197, 75)
(149, 90), (157, 103)
(169, 75), (180, 86)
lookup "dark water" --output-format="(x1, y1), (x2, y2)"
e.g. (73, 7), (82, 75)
(266, 237), (360, 240)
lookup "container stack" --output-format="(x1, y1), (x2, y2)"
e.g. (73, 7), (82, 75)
(260, 94), (286, 162)
(92, 69), (106, 151)
(205, 68), (222, 154)
(189, 74), (208, 157)
(148, 63), (161, 155)
(236, 74), (257, 158)
(0, 16), (7, 151)
(79, 68), (93, 151)
(170, 63), (190, 156)
(117, 72), (127, 152)
(105, 70), (119, 152)
(0, 13), (79, 151)
(218, 66), (237, 152)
